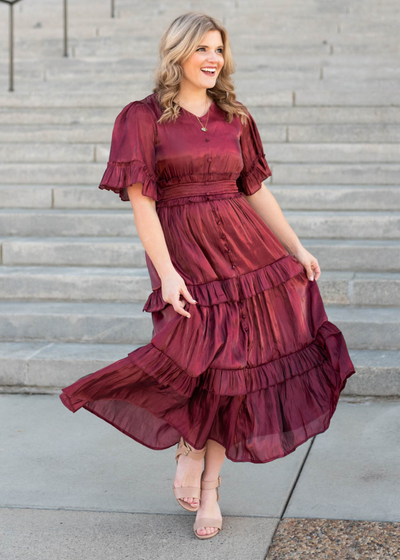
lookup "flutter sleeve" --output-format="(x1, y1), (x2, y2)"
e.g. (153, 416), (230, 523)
(236, 107), (272, 196)
(98, 101), (158, 202)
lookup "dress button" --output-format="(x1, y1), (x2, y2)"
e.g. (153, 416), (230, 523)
(232, 264), (236, 269)
(221, 234), (226, 239)
(205, 139), (210, 142)
(207, 158), (212, 162)
(216, 220), (221, 225)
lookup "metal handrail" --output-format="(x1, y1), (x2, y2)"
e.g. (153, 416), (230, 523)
(0, 0), (23, 92)
(1, 0), (117, 91)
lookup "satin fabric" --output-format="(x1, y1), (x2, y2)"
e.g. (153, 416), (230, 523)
(59, 93), (356, 463)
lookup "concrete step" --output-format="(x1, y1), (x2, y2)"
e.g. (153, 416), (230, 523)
(273, 164), (400, 185)
(1, 162), (400, 186)
(1, 142), (400, 165)
(286, 124), (400, 143)
(0, 236), (145, 267)
(0, 265), (399, 306)
(1, 185), (398, 211)
(1, 89), (399, 108)
(20, 63), (399, 83)
(2, 237), (400, 272)
(9, 38), (399, 60)
(1, 105), (400, 126)
(293, 89), (400, 107)
(0, 144), (95, 163)
(0, 301), (398, 349)
(0, 341), (398, 396)
(0, 209), (399, 238)
(269, 186), (400, 211)
(0, 265), (152, 302)
(6, 77), (400, 94)
(2, 53), (400, 71)
(0, 209), (137, 237)
(1, 123), (399, 143)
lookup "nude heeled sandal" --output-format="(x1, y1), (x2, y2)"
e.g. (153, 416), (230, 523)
(193, 474), (223, 539)
(173, 437), (207, 512)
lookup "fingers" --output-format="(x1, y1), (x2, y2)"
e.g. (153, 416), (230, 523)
(172, 290), (198, 319)
(307, 261), (321, 281)
(181, 287), (198, 306)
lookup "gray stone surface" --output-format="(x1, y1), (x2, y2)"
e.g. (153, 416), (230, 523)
(0, 394), (309, 518)
(0, 394), (399, 558)
(0, 209), (137, 237)
(0, 508), (277, 560)
(0, 265), (152, 302)
(341, 349), (400, 396)
(2, 209), (400, 239)
(0, 301), (153, 344)
(1, 342), (398, 396)
(285, 398), (400, 522)
(1, 2), (400, 557)
(1, 236), (143, 267)
(0, 301), (399, 349)
(5, 266), (400, 306)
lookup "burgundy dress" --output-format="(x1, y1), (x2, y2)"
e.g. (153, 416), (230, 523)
(59, 92), (356, 463)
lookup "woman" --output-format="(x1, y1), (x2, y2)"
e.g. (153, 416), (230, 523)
(60, 12), (356, 540)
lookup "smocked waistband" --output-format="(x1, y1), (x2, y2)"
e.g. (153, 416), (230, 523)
(156, 180), (240, 207)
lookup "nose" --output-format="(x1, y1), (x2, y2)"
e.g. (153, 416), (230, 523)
(206, 57), (219, 67)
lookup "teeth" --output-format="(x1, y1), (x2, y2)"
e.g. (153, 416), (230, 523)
(201, 68), (216, 73)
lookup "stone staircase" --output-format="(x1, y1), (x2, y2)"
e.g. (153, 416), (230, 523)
(0, 0), (399, 394)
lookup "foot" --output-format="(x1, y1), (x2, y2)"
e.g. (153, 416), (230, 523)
(173, 444), (205, 508)
(194, 482), (222, 537)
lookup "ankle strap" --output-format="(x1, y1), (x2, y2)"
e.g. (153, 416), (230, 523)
(201, 475), (221, 490)
(175, 438), (206, 461)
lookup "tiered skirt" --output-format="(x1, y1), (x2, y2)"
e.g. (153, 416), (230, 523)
(60, 185), (356, 463)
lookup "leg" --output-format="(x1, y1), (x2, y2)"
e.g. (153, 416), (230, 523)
(194, 439), (226, 537)
(173, 440), (206, 507)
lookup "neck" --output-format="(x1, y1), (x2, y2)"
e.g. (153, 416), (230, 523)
(176, 84), (212, 107)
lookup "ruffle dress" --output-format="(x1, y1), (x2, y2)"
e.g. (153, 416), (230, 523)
(59, 92), (356, 463)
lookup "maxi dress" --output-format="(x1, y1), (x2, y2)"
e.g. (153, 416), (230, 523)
(59, 92), (356, 464)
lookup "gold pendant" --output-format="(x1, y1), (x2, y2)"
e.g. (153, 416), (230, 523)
(201, 127), (207, 132)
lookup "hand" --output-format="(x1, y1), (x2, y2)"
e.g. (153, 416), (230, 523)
(292, 245), (321, 282)
(161, 269), (198, 318)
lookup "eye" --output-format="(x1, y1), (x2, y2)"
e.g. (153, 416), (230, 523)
(196, 47), (224, 53)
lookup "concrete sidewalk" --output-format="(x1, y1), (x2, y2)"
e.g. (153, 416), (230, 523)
(0, 393), (399, 559)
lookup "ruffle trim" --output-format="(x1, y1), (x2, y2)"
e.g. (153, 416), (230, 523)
(128, 320), (354, 397)
(237, 153), (272, 196)
(98, 160), (159, 202)
(143, 254), (304, 313)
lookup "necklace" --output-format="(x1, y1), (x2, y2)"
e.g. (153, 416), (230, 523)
(177, 97), (212, 132)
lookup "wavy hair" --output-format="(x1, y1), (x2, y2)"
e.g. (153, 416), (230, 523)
(152, 12), (250, 125)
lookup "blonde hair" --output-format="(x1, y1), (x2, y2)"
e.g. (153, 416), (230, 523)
(152, 12), (249, 125)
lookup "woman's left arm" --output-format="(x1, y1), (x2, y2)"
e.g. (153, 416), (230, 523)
(244, 184), (321, 282)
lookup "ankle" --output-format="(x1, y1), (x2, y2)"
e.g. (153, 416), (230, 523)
(201, 474), (219, 482)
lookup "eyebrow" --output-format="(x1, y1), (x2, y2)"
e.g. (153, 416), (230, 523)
(197, 44), (224, 48)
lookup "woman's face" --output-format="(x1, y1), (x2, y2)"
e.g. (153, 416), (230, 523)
(180, 30), (224, 92)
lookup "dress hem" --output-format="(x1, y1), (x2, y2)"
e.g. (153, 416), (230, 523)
(60, 362), (355, 464)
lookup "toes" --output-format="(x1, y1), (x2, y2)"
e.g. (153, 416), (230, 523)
(183, 497), (199, 506)
(196, 527), (217, 536)
(196, 526), (217, 536)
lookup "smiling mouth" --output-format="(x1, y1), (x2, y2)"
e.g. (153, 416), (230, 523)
(200, 68), (217, 76)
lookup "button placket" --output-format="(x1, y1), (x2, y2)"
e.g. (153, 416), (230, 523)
(207, 150), (212, 172)
(209, 202), (249, 339)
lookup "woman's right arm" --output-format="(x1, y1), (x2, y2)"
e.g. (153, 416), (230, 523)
(127, 183), (197, 318)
